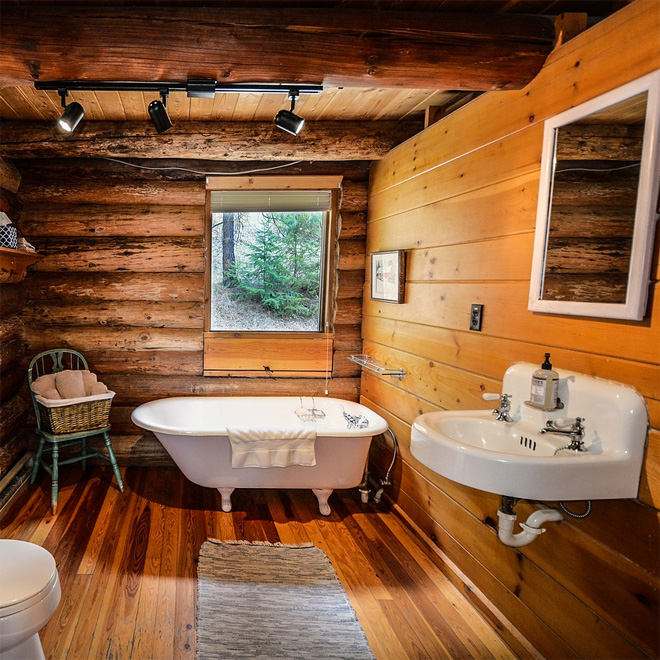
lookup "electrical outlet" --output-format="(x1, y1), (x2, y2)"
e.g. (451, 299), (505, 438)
(469, 304), (483, 331)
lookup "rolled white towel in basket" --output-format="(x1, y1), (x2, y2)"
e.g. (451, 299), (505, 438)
(226, 427), (317, 468)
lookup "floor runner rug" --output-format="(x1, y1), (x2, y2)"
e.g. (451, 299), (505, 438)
(196, 540), (375, 660)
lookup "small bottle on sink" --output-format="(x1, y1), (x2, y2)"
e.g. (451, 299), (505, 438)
(529, 353), (559, 410)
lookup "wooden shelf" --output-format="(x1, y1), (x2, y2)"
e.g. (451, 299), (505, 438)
(0, 246), (40, 283)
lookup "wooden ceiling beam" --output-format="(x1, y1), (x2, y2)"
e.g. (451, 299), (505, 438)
(0, 8), (555, 91)
(0, 120), (421, 161)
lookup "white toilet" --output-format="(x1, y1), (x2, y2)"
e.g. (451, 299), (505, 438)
(0, 540), (61, 660)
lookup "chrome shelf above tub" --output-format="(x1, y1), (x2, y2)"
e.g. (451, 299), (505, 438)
(348, 354), (406, 379)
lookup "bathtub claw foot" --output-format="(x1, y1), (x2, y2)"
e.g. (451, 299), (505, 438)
(218, 487), (235, 513)
(312, 488), (333, 516)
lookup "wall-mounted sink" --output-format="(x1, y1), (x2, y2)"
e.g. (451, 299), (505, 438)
(411, 363), (648, 501)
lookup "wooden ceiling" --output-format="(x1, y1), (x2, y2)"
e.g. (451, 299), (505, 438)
(0, 1), (625, 125)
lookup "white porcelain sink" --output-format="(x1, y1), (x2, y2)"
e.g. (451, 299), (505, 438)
(410, 363), (648, 501)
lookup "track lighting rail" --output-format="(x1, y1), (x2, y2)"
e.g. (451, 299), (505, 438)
(35, 79), (322, 135)
(34, 80), (323, 97)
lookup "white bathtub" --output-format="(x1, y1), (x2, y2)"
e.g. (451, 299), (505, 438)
(131, 396), (388, 515)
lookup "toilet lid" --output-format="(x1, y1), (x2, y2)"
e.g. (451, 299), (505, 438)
(0, 540), (58, 614)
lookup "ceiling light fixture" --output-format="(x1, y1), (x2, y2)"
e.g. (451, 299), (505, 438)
(36, 80), (322, 136)
(56, 89), (85, 134)
(274, 90), (305, 136)
(148, 90), (173, 134)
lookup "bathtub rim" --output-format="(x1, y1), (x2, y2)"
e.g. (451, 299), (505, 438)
(131, 395), (389, 438)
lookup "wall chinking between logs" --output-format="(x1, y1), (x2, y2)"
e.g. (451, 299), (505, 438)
(13, 158), (368, 465)
(364, 3), (659, 659)
(0, 157), (29, 483)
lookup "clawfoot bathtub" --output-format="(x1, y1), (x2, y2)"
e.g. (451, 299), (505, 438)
(131, 396), (388, 515)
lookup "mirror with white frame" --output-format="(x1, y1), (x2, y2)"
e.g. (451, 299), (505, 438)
(528, 70), (660, 320)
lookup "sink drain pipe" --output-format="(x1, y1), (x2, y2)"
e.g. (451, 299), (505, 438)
(497, 496), (564, 547)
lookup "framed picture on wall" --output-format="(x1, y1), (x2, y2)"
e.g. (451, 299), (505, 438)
(370, 250), (406, 303)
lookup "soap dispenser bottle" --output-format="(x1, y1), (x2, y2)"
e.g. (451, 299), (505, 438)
(530, 353), (559, 410)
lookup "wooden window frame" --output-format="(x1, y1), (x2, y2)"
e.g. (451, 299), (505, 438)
(203, 175), (342, 377)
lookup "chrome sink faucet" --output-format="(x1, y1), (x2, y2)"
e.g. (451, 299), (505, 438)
(541, 417), (587, 453)
(483, 393), (513, 422)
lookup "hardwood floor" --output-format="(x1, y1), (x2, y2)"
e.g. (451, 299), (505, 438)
(1, 467), (517, 660)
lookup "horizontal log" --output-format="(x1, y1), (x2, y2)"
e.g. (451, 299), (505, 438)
(556, 124), (644, 161)
(0, 284), (25, 316)
(0, 8), (553, 90)
(542, 274), (628, 303)
(23, 326), (202, 351)
(31, 237), (205, 273)
(333, 323), (362, 351)
(24, 272), (204, 302)
(15, 158), (370, 183)
(79, 350), (203, 376)
(0, 336), (24, 375)
(552, 176), (638, 206)
(100, 374), (359, 404)
(337, 238), (366, 271)
(336, 270), (366, 300)
(339, 181), (368, 213)
(544, 237), (632, 274)
(338, 211), (367, 239)
(23, 301), (202, 329)
(0, 121), (421, 161)
(0, 187), (21, 219)
(0, 364), (25, 405)
(17, 179), (205, 206)
(0, 430), (28, 475)
(0, 156), (20, 193)
(334, 298), (363, 326)
(0, 394), (29, 445)
(0, 315), (22, 344)
(19, 204), (203, 237)
(548, 205), (634, 238)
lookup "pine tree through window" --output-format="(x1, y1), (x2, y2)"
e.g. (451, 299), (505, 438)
(209, 187), (334, 333)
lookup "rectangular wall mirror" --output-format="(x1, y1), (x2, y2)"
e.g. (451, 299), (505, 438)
(528, 70), (660, 320)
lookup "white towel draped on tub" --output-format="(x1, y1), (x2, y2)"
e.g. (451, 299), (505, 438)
(226, 427), (317, 468)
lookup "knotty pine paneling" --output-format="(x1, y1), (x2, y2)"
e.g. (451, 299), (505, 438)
(15, 159), (369, 464)
(364, 3), (660, 658)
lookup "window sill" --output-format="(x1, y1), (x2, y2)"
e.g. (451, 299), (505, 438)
(203, 332), (333, 377)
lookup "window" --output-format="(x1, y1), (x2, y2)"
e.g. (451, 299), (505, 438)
(204, 176), (341, 376)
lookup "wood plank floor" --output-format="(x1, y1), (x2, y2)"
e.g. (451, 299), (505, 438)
(1, 467), (518, 660)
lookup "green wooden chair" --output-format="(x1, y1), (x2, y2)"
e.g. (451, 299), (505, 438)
(28, 349), (124, 514)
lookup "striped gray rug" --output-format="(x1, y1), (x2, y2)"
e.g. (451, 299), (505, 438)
(196, 540), (375, 660)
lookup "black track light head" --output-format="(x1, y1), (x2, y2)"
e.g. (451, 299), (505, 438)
(148, 97), (173, 134)
(274, 92), (305, 136)
(57, 101), (85, 134)
(274, 109), (305, 136)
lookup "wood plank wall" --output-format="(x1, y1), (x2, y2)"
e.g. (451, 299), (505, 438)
(364, 2), (659, 659)
(12, 158), (368, 465)
(0, 156), (29, 479)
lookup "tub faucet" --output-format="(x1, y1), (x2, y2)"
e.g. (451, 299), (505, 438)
(483, 393), (513, 422)
(541, 417), (587, 453)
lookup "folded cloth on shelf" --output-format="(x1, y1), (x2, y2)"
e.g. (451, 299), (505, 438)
(226, 427), (317, 468)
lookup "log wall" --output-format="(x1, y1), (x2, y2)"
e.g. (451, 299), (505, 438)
(0, 156), (29, 479)
(364, 2), (659, 658)
(14, 159), (368, 465)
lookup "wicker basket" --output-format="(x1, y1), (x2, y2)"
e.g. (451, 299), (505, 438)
(37, 392), (114, 434)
